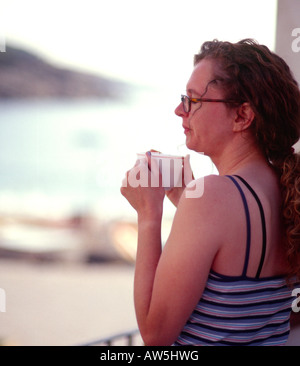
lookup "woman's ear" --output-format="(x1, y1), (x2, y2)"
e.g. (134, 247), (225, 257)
(233, 103), (255, 132)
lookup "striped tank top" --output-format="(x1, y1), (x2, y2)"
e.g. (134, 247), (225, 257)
(174, 175), (294, 346)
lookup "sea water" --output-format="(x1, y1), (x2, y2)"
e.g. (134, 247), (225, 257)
(0, 86), (216, 221)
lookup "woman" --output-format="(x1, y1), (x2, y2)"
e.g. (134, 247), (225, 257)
(121, 39), (300, 346)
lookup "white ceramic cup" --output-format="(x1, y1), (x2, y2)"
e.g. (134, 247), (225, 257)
(137, 152), (183, 190)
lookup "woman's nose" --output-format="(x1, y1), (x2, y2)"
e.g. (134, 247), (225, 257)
(175, 102), (185, 117)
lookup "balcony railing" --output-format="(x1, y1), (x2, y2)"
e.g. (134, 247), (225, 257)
(80, 329), (142, 346)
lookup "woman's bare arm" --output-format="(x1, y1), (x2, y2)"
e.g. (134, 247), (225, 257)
(133, 176), (224, 345)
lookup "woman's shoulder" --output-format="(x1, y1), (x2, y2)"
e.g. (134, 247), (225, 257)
(177, 174), (241, 227)
(172, 175), (244, 256)
(183, 174), (236, 204)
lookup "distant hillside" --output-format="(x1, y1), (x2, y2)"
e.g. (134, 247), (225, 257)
(0, 46), (129, 99)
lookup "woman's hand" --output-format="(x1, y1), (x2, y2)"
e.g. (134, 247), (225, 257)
(120, 153), (165, 220)
(165, 154), (194, 207)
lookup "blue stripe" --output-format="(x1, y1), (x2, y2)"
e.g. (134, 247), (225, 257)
(185, 318), (290, 335)
(175, 329), (290, 346)
(192, 308), (291, 321)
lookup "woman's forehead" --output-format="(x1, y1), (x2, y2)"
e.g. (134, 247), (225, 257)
(186, 60), (218, 95)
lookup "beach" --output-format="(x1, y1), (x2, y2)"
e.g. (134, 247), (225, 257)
(0, 258), (142, 346)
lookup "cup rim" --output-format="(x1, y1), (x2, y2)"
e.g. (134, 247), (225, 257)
(137, 152), (183, 159)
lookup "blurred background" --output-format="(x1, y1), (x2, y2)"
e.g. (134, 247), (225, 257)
(0, 0), (299, 346)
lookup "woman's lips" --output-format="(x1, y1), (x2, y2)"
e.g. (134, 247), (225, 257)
(183, 125), (190, 134)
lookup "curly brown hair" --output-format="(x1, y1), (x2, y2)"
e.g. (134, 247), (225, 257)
(194, 39), (300, 281)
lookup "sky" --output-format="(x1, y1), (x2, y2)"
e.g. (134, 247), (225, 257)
(1, 0), (278, 88)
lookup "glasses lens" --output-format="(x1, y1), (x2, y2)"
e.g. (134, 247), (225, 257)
(181, 95), (189, 113)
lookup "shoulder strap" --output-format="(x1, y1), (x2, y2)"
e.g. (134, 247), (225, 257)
(233, 175), (267, 279)
(226, 175), (251, 277)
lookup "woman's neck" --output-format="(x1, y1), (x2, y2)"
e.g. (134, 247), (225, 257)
(210, 136), (268, 176)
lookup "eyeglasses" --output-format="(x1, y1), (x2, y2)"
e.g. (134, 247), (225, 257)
(181, 94), (238, 113)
